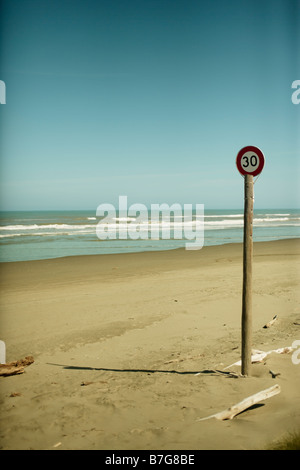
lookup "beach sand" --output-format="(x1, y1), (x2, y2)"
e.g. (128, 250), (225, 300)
(0, 239), (299, 450)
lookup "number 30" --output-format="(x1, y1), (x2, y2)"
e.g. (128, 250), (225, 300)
(242, 155), (257, 168)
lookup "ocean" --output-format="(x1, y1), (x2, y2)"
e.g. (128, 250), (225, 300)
(0, 209), (299, 263)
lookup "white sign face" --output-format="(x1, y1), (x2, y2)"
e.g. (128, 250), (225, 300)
(239, 151), (260, 173)
(236, 146), (265, 177)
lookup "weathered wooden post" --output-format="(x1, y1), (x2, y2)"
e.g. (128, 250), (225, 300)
(241, 174), (254, 376)
(236, 146), (265, 376)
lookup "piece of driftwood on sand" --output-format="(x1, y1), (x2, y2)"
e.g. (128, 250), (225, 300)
(263, 315), (278, 328)
(197, 384), (281, 421)
(224, 345), (294, 370)
(0, 356), (34, 377)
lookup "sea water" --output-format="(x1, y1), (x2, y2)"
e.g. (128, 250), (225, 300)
(0, 209), (299, 262)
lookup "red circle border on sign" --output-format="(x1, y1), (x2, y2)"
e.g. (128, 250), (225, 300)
(236, 146), (265, 176)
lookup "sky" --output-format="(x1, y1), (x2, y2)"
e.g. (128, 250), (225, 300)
(0, 0), (299, 210)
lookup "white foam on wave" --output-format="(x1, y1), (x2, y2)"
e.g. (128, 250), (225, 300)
(1, 223), (96, 231)
(112, 217), (137, 222)
(205, 219), (243, 226)
(257, 213), (291, 216)
(1, 224), (40, 230)
(0, 233), (23, 238)
(204, 214), (243, 218)
(254, 217), (290, 222)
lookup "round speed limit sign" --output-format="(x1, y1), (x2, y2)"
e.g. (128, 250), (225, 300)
(236, 146), (265, 177)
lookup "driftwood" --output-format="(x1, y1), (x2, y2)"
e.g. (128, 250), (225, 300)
(269, 369), (281, 379)
(263, 315), (278, 328)
(225, 346), (294, 370)
(0, 356), (34, 377)
(197, 384), (281, 421)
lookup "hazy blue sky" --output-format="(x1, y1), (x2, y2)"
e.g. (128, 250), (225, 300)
(0, 0), (299, 210)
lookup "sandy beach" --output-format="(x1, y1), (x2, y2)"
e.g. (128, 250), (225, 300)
(0, 239), (299, 450)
